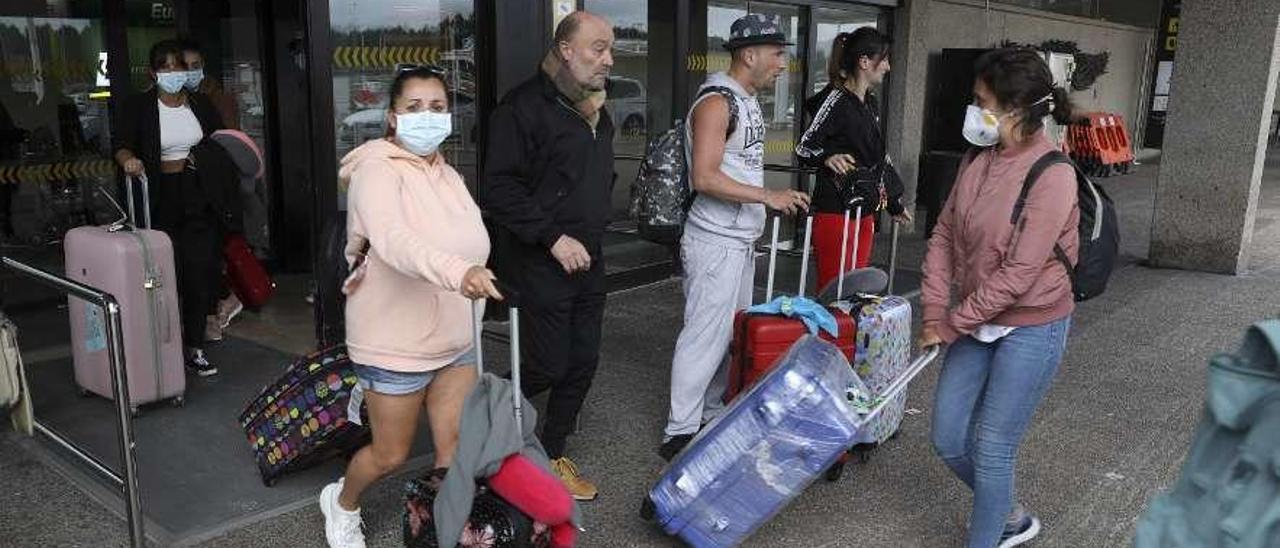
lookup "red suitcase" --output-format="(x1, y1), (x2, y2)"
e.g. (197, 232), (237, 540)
(723, 215), (858, 403)
(224, 233), (275, 308)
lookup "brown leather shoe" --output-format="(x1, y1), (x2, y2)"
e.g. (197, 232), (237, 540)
(551, 457), (598, 501)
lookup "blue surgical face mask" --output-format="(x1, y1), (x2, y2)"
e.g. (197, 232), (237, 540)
(394, 111), (452, 156)
(155, 71), (187, 95)
(183, 69), (205, 91)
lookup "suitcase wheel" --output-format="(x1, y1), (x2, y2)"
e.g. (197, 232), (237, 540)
(639, 495), (657, 522)
(824, 461), (846, 482)
(171, 396), (185, 408)
(129, 407), (140, 418)
(851, 443), (877, 464)
(77, 387), (92, 398)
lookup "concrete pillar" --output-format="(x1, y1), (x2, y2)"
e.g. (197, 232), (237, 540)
(1148, 1), (1280, 274)
(884, 0), (931, 222)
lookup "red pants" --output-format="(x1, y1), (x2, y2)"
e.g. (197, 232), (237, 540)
(813, 212), (876, 292)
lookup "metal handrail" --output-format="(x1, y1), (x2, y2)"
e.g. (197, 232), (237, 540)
(2, 257), (144, 548)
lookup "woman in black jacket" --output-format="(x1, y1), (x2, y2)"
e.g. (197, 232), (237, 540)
(796, 27), (912, 291)
(113, 39), (225, 376)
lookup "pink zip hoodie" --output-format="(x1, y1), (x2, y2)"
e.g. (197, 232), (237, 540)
(339, 139), (490, 372)
(921, 132), (1079, 344)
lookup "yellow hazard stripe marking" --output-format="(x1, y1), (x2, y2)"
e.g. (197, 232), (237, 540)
(0, 159), (115, 185)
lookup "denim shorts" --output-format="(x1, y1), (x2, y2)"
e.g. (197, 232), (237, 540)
(353, 346), (477, 396)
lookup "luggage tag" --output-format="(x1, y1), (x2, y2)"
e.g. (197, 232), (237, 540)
(347, 383), (365, 426)
(844, 376), (883, 416)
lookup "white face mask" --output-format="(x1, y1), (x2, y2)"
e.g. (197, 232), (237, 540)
(394, 111), (452, 156)
(962, 105), (1004, 147)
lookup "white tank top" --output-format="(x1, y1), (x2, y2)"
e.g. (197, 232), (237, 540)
(158, 100), (203, 161)
(683, 72), (767, 247)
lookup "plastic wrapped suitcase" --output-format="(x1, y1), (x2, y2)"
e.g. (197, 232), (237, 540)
(223, 232), (276, 308)
(724, 216), (857, 403)
(645, 336), (940, 547)
(238, 345), (369, 486)
(65, 174), (185, 412)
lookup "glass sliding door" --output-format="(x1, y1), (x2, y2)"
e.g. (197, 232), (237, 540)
(809, 6), (882, 95)
(585, 0), (649, 223)
(329, 0), (478, 209)
(587, 0), (682, 278)
(0, 2), (116, 255)
(706, 0), (807, 244)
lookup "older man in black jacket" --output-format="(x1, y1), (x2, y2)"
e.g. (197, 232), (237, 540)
(482, 11), (614, 501)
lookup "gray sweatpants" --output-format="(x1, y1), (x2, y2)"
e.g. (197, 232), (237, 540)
(665, 232), (756, 438)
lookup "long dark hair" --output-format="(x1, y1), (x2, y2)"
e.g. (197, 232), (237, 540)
(148, 39), (186, 71)
(974, 48), (1076, 137)
(828, 27), (890, 86)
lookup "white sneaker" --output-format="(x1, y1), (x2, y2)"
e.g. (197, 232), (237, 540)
(218, 295), (244, 329)
(998, 514), (1042, 548)
(319, 479), (366, 548)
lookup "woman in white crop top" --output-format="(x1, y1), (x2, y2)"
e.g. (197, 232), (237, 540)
(112, 39), (224, 376)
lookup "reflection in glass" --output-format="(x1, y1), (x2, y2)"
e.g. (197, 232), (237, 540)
(0, 14), (114, 248)
(330, 0), (476, 209)
(585, 0), (649, 221)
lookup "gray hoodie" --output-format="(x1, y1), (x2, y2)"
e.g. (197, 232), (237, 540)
(433, 372), (583, 546)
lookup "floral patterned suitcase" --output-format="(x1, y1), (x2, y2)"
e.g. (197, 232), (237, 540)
(851, 294), (912, 445)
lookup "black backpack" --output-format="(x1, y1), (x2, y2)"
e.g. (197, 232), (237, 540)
(1013, 150), (1119, 301)
(629, 86), (738, 245)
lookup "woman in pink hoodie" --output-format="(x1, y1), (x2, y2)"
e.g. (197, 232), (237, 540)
(318, 66), (501, 548)
(919, 49), (1079, 548)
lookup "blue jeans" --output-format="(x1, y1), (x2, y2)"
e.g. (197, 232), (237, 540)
(930, 316), (1071, 548)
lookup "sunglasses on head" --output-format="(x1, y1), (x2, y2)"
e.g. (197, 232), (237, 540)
(395, 63), (447, 76)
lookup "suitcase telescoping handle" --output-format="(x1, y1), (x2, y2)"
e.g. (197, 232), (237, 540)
(852, 344), (940, 429)
(762, 214), (816, 303)
(835, 204), (865, 301)
(887, 220), (901, 294)
(125, 174), (152, 230)
(471, 281), (524, 425)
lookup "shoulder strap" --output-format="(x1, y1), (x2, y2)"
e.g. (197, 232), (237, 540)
(1012, 150), (1077, 277)
(1011, 150), (1072, 224)
(695, 86), (739, 138)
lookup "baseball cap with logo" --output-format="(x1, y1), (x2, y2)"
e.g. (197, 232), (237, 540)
(723, 13), (794, 51)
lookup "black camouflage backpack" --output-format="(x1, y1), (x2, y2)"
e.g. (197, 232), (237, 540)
(629, 86), (738, 245)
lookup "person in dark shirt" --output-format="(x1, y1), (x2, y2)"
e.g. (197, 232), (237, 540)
(113, 39), (225, 376)
(795, 27), (912, 291)
(481, 10), (615, 501)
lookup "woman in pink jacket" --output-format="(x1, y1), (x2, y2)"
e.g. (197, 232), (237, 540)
(317, 66), (502, 548)
(919, 48), (1079, 548)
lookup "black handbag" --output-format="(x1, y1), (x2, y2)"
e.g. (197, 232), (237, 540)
(836, 164), (886, 211)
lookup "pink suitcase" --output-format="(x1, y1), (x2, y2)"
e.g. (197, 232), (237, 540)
(65, 174), (185, 412)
